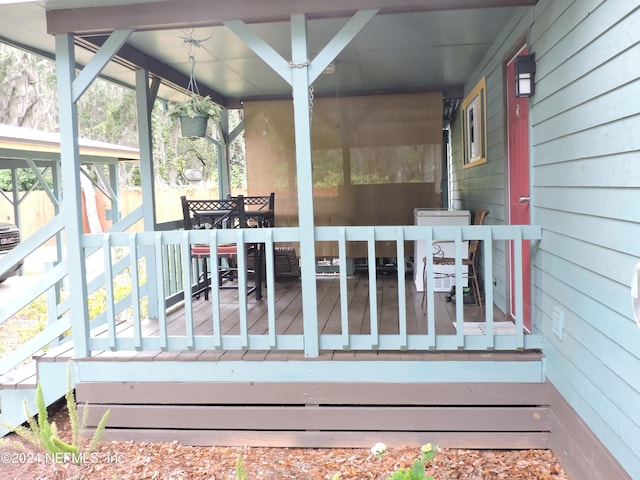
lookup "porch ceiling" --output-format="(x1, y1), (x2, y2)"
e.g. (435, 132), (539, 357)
(0, 0), (536, 116)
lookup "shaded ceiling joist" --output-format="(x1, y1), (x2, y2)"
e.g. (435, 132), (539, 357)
(47, 0), (538, 35)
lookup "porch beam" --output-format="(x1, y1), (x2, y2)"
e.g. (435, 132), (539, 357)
(223, 20), (291, 85)
(25, 159), (60, 208)
(308, 9), (378, 84)
(72, 29), (133, 103)
(46, 0), (538, 35)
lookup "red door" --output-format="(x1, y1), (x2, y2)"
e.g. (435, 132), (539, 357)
(506, 46), (532, 330)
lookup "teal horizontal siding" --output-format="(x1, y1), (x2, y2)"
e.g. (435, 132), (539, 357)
(453, 0), (640, 476)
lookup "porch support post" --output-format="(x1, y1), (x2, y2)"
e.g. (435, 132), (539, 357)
(222, 116), (244, 197)
(108, 163), (119, 222)
(205, 135), (227, 198)
(224, 11), (377, 357)
(214, 109), (230, 197)
(9, 168), (22, 275)
(92, 162), (120, 224)
(290, 14), (319, 357)
(9, 169), (19, 230)
(55, 33), (90, 357)
(135, 69), (160, 319)
(56, 28), (134, 357)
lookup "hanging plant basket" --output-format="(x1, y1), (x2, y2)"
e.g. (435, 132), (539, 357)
(179, 114), (209, 138)
(167, 94), (220, 138)
(166, 39), (221, 138)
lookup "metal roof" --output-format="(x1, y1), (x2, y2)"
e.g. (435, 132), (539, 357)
(0, 1), (535, 115)
(0, 124), (139, 164)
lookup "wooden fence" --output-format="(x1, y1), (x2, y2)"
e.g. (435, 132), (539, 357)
(0, 187), (223, 239)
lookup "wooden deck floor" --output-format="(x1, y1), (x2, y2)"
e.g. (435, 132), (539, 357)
(181, 271), (489, 337)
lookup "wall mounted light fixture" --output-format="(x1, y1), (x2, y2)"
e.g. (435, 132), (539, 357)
(515, 53), (536, 98)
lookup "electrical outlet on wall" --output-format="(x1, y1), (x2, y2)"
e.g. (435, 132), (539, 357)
(552, 305), (564, 341)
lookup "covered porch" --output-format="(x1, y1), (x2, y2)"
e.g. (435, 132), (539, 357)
(1, 0), (543, 449)
(3, 1), (639, 478)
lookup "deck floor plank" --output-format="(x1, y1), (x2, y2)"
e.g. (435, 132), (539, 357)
(34, 272), (520, 364)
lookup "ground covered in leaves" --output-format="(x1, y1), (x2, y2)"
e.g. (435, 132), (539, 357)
(0, 406), (569, 480)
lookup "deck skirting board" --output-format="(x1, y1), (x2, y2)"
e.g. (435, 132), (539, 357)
(76, 381), (551, 449)
(71, 378), (633, 477)
(547, 382), (632, 480)
(80, 405), (552, 432)
(76, 381), (550, 405)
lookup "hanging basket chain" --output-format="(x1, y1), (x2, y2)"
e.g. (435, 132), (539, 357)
(187, 54), (200, 96)
(179, 29), (213, 96)
(309, 85), (314, 126)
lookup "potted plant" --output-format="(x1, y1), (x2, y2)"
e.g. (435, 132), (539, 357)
(167, 94), (221, 138)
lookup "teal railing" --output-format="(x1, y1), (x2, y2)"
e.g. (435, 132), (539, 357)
(76, 224), (543, 357)
(1, 222), (543, 374)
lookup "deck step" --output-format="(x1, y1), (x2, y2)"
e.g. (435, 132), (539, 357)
(33, 339), (74, 363)
(0, 361), (37, 390)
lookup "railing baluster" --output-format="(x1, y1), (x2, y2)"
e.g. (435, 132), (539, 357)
(210, 229), (222, 349)
(264, 230), (277, 349)
(367, 227), (378, 348)
(424, 226), (436, 349)
(338, 227), (349, 349)
(453, 228), (465, 349)
(236, 229), (249, 349)
(128, 233), (142, 350)
(513, 228), (524, 349)
(44, 261), (61, 348)
(181, 231), (195, 349)
(103, 234), (116, 350)
(483, 227), (495, 350)
(154, 232), (168, 350)
(396, 227), (407, 349)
